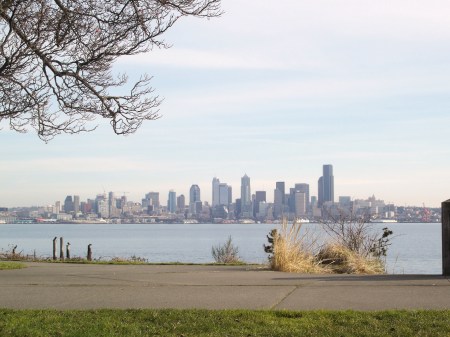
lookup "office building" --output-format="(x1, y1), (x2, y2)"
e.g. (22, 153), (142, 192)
(240, 174), (252, 217)
(168, 190), (176, 213)
(212, 177), (220, 207)
(318, 165), (334, 207)
(294, 183), (310, 210)
(189, 184), (201, 214)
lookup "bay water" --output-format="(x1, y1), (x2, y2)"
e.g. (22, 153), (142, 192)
(0, 222), (442, 274)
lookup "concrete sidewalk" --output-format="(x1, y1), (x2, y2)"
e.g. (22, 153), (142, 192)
(0, 263), (449, 310)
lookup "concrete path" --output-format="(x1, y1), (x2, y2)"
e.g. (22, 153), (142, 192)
(0, 263), (449, 310)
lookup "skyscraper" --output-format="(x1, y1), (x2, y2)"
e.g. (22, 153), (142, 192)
(294, 183), (310, 210)
(177, 194), (185, 211)
(212, 177), (220, 207)
(190, 185), (201, 204)
(323, 164), (334, 204)
(254, 191), (266, 216)
(64, 195), (73, 213)
(275, 182), (285, 205)
(240, 174), (252, 217)
(219, 183), (229, 206)
(168, 190), (176, 213)
(318, 164), (334, 206)
(189, 184), (201, 214)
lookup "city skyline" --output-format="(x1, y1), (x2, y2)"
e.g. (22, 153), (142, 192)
(1, 0), (450, 208)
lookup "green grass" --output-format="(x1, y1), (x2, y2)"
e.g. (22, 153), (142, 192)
(0, 309), (449, 336)
(0, 262), (25, 270)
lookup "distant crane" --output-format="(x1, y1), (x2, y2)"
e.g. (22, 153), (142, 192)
(422, 203), (431, 223)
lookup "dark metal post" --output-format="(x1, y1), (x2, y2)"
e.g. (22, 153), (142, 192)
(443, 200), (450, 276)
(87, 244), (92, 261)
(66, 242), (71, 260)
(52, 237), (57, 260)
(59, 237), (64, 261)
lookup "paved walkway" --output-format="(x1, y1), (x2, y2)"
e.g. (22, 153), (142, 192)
(0, 263), (449, 310)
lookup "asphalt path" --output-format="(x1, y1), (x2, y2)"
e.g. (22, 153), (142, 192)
(0, 263), (449, 310)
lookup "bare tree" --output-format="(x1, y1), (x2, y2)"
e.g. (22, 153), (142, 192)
(0, 0), (221, 141)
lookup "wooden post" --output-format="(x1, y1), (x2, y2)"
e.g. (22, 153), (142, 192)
(443, 200), (450, 276)
(59, 237), (64, 261)
(87, 244), (92, 261)
(66, 242), (71, 260)
(52, 237), (57, 260)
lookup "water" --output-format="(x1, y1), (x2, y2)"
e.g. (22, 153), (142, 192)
(0, 222), (442, 274)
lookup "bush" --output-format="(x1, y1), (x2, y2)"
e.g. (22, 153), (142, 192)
(211, 236), (242, 264)
(264, 217), (393, 274)
(264, 220), (325, 273)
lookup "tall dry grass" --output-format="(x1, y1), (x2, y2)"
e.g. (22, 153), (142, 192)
(269, 220), (326, 273)
(266, 219), (389, 274)
(318, 243), (385, 274)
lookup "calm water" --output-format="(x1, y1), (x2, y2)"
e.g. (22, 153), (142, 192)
(0, 222), (442, 274)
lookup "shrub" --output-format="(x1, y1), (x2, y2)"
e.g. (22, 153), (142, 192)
(264, 220), (326, 273)
(211, 236), (242, 264)
(315, 213), (394, 273)
(264, 217), (393, 274)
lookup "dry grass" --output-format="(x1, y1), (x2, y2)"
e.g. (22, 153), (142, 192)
(267, 220), (387, 274)
(269, 221), (326, 273)
(318, 243), (385, 274)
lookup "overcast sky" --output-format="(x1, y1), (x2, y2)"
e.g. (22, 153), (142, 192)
(2, 0), (450, 208)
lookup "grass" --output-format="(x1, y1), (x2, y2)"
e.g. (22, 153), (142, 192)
(0, 261), (26, 270)
(318, 243), (385, 274)
(267, 220), (391, 274)
(269, 221), (324, 273)
(0, 309), (448, 336)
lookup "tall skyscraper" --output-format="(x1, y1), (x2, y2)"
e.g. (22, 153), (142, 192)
(177, 194), (185, 211)
(240, 174), (252, 217)
(275, 182), (285, 205)
(294, 183), (310, 210)
(318, 176), (324, 206)
(318, 164), (334, 206)
(212, 177), (220, 207)
(219, 183), (229, 206)
(274, 188), (283, 219)
(254, 191), (266, 216)
(73, 195), (80, 213)
(145, 192), (160, 208)
(64, 195), (73, 213)
(168, 190), (176, 213)
(189, 185), (201, 204)
(294, 192), (306, 217)
(323, 164), (334, 204)
(189, 184), (201, 214)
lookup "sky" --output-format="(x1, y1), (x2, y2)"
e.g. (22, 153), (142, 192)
(1, 0), (450, 208)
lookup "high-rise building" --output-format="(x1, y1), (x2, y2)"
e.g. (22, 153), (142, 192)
(254, 191), (266, 216)
(219, 183), (229, 206)
(294, 183), (310, 210)
(190, 185), (201, 204)
(168, 190), (176, 213)
(273, 188), (283, 219)
(177, 194), (185, 211)
(318, 176), (324, 206)
(189, 184), (201, 214)
(294, 192), (306, 217)
(275, 182), (285, 205)
(323, 164), (334, 203)
(73, 195), (80, 213)
(142, 192), (160, 210)
(227, 186), (232, 205)
(240, 174), (252, 217)
(212, 177), (220, 207)
(64, 195), (74, 213)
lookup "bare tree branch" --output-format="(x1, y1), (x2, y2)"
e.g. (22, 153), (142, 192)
(0, 0), (222, 141)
